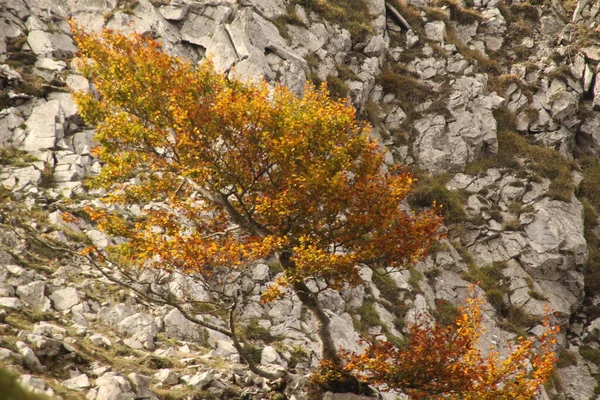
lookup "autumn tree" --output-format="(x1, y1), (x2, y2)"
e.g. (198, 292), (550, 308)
(340, 295), (558, 399)
(69, 25), (442, 376)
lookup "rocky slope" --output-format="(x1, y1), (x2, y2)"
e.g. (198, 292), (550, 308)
(2, 0), (600, 398)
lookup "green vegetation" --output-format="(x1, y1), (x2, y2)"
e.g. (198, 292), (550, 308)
(432, 299), (459, 326)
(325, 75), (350, 100)
(509, 3), (539, 21)
(556, 350), (578, 368)
(0, 368), (51, 400)
(408, 173), (467, 224)
(0, 148), (39, 167)
(354, 300), (382, 334)
(408, 268), (424, 291)
(580, 346), (600, 365)
(103, 0), (139, 23)
(372, 271), (402, 303)
(241, 319), (276, 343)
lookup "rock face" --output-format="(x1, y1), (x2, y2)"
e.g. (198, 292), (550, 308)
(2, 0), (600, 398)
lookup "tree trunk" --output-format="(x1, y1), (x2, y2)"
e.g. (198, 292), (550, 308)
(278, 251), (341, 366)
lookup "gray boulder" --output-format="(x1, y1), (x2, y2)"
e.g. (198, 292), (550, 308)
(16, 281), (51, 311)
(49, 287), (81, 311)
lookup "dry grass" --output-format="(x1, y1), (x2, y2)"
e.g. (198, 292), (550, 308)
(466, 107), (575, 202)
(444, 27), (500, 73)
(379, 65), (435, 107)
(292, 0), (374, 44)
(434, 0), (484, 24)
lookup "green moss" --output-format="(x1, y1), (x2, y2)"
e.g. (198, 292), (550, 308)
(0, 368), (52, 400)
(372, 270), (402, 303)
(355, 300), (382, 334)
(408, 173), (467, 224)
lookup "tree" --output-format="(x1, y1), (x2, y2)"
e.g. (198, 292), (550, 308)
(341, 294), (558, 399)
(68, 24), (442, 375)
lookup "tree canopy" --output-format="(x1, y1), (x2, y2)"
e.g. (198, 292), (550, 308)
(69, 25), (556, 399)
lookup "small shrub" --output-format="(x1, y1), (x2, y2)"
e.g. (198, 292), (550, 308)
(580, 346), (600, 365)
(309, 360), (369, 398)
(556, 350), (578, 368)
(408, 268), (424, 291)
(408, 173), (467, 224)
(503, 218), (521, 231)
(325, 75), (350, 100)
(372, 270), (402, 303)
(241, 319), (276, 343)
(432, 298), (459, 326)
(355, 300), (382, 333)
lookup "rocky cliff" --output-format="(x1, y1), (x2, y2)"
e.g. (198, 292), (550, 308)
(1, 0), (600, 398)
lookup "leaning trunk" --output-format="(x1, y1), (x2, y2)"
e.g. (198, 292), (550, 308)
(278, 252), (341, 366)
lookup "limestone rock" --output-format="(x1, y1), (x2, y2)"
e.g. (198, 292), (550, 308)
(97, 304), (135, 326)
(16, 341), (44, 373)
(49, 287), (81, 311)
(154, 369), (179, 386)
(94, 373), (136, 400)
(128, 373), (157, 400)
(20, 100), (65, 153)
(0, 297), (22, 309)
(116, 313), (158, 350)
(261, 346), (283, 365)
(16, 281), (51, 311)
(62, 374), (90, 390)
(162, 308), (203, 343)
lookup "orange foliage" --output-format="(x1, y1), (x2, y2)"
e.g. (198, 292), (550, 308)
(69, 24), (442, 295)
(342, 295), (558, 400)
